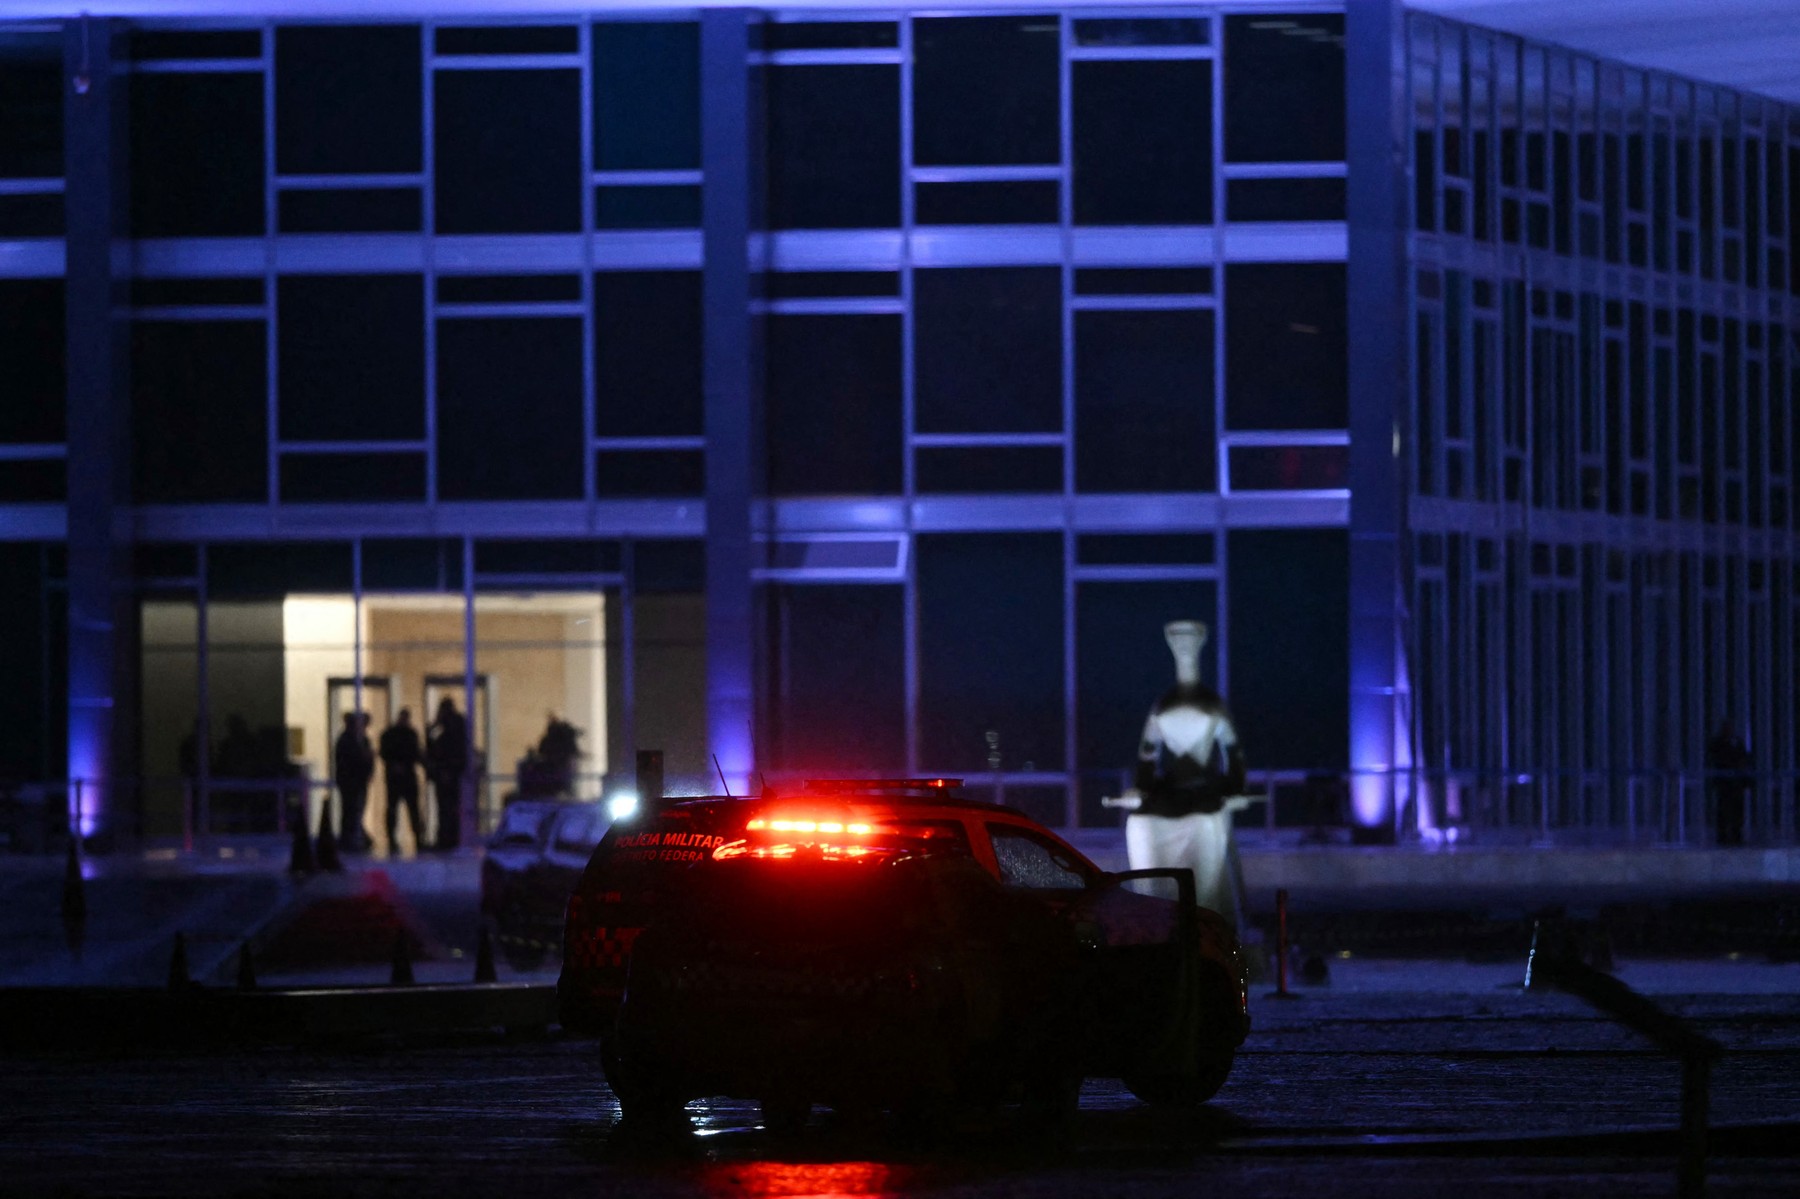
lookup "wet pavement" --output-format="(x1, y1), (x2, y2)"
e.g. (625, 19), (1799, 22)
(3, 961), (1799, 1197)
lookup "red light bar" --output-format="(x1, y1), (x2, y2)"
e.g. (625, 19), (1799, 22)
(798, 778), (963, 793)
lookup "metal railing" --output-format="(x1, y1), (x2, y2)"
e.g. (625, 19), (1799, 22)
(6, 764), (1797, 855)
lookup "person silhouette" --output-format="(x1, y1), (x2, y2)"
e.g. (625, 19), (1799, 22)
(334, 711), (375, 853)
(379, 708), (425, 854)
(427, 697), (470, 853)
(1708, 719), (1751, 848)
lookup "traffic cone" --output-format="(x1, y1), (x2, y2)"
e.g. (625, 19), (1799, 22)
(60, 840), (87, 958)
(235, 940), (257, 990)
(288, 806), (316, 875)
(474, 925), (497, 983)
(389, 930), (415, 986)
(315, 805), (342, 873)
(167, 932), (190, 992)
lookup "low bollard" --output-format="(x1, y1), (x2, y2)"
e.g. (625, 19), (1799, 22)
(1268, 888), (1300, 999)
(474, 926), (497, 984)
(60, 840), (87, 959)
(236, 940), (257, 991)
(167, 932), (190, 992)
(390, 931), (415, 986)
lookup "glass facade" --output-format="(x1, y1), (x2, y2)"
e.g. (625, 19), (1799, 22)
(58, 4), (1800, 849)
(1404, 14), (1799, 844)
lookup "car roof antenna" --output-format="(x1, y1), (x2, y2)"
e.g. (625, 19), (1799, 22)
(713, 753), (733, 799)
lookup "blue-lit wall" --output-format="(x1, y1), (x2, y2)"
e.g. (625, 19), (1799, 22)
(5, 7), (1356, 838)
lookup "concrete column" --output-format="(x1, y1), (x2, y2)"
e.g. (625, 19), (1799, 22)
(699, 11), (761, 792)
(62, 17), (131, 841)
(1345, 0), (1410, 837)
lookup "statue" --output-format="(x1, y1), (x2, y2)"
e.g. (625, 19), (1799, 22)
(1105, 621), (1254, 923)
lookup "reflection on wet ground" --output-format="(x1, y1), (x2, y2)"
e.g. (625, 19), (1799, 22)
(4, 983), (1800, 1197)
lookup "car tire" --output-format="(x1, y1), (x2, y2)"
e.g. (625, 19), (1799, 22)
(601, 1038), (686, 1125)
(1122, 961), (1240, 1108)
(1122, 1048), (1234, 1108)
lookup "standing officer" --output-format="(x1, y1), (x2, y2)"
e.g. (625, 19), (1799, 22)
(333, 710), (374, 853)
(427, 697), (470, 853)
(379, 708), (426, 855)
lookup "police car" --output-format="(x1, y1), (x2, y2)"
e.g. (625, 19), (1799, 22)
(556, 779), (1248, 1126)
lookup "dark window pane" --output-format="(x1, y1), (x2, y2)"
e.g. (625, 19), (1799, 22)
(1076, 533), (1213, 566)
(1074, 18), (1209, 47)
(1076, 580), (1216, 824)
(434, 69), (580, 233)
(436, 317), (584, 499)
(1224, 263), (1347, 428)
(1223, 15), (1345, 162)
(276, 25), (421, 174)
(209, 542), (353, 594)
(1076, 309), (1215, 492)
(766, 271), (900, 299)
(0, 461), (63, 502)
(1074, 60), (1212, 225)
(1226, 176), (1346, 221)
(916, 180), (1059, 224)
(435, 26), (578, 55)
(363, 539), (454, 590)
(594, 450), (704, 496)
(767, 314), (902, 495)
(0, 34), (62, 178)
(595, 184), (700, 228)
(130, 30), (261, 59)
(915, 17), (1060, 167)
(278, 275), (424, 441)
(0, 280), (65, 442)
(918, 534), (1063, 771)
(131, 320), (267, 502)
(0, 193), (61, 236)
(916, 445), (1062, 492)
(1075, 267), (1212, 295)
(130, 72), (264, 237)
(766, 585), (906, 773)
(594, 271), (703, 437)
(134, 543), (199, 578)
(767, 65), (899, 229)
(1225, 529), (1347, 769)
(281, 452), (427, 502)
(439, 274), (581, 303)
(593, 22), (699, 171)
(131, 277), (263, 306)
(915, 267), (1062, 434)
(475, 539), (620, 574)
(765, 22), (899, 50)
(633, 539), (704, 593)
(1229, 443), (1349, 490)
(277, 187), (421, 233)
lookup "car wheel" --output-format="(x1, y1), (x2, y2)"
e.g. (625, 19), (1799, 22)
(1122, 1048), (1234, 1108)
(601, 1038), (686, 1125)
(1122, 962), (1240, 1108)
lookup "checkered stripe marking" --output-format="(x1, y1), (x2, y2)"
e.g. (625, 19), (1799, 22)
(567, 921), (642, 970)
